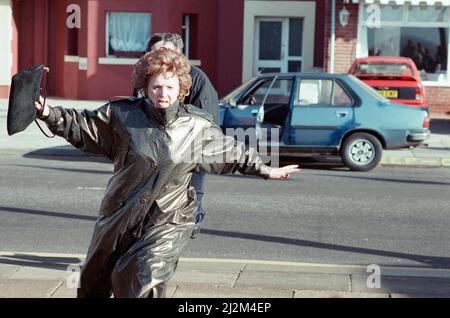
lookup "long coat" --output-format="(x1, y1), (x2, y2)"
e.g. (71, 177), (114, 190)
(43, 97), (271, 297)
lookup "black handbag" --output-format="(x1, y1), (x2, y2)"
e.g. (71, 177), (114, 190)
(7, 64), (52, 136)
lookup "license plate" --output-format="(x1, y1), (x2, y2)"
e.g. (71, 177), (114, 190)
(378, 90), (398, 98)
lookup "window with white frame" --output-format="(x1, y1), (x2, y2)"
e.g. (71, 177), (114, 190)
(106, 12), (151, 58)
(182, 14), (191, 59)
(182, 14), (198, 59)
(358, 4), (450, 82)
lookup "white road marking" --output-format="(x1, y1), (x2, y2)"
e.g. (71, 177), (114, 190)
(76, 187), (105, 190)
(1, 251), (450, 278)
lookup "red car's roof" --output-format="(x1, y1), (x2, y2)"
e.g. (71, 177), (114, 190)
(349, 56), (421, 79)
(353, 56), (415, 65)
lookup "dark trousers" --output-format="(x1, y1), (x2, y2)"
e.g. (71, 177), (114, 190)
(191, 171), (206, 224)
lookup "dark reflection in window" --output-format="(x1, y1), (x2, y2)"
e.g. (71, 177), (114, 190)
(258, 67), (281, 74)
(289, 18), (303, 57)
(288, 61), (302, 72)
(259, 22), (282, 60)
(368, 27), (448, 76)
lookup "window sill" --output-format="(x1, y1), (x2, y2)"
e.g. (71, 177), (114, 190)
(64, 55), (80, 63)
(98, 57), (138, 65)
(423, 81), (450, 87)
(110, 51), (143, 58)
(98, 57), (202, 66)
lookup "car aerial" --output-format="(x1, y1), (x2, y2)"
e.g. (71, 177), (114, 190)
(219, 72), (430, 171)
(348, 56), (427, 109)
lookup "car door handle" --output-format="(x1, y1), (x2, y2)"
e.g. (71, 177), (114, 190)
(336, 111), (348, 117)
(251, 109), (259, 116)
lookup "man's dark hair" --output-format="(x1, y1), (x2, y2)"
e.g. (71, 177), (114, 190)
(146, 33), (184, 52)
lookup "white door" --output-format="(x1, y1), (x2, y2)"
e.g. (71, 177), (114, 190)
(254, 17), (304, 75)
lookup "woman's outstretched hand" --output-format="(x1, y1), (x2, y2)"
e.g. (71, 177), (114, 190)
(34, 95), (50, 119)
(268, 164), (301, 180)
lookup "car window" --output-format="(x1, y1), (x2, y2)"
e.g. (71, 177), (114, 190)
(238, 79), (272, 105)
(347, 75), (388, 102)
(264, 78), (292, 105)
(353, 62), (414, 76)
(297, 79), (353, 107)
(332, 82), (353, 106)
(220, 77), (255, 103)
(237, 77), (292, 106)
(298, 79), (329, 106)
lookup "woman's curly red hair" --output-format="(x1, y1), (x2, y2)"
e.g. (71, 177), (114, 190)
(132, 48), (192, 101)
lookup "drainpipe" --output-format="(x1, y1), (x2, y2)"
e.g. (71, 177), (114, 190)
(330, 0), (336, 73)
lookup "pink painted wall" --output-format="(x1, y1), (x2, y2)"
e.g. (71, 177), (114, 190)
(75, 0), (218, 99)
(216, 0), (244, 98)
(6, 0), (329, 105)
(1, 0), (49, 98)
(0, 0), (20, 97)
(11, 0), (218, 100)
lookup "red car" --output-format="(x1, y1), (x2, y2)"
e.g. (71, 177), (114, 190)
(348, 56), (427, 108)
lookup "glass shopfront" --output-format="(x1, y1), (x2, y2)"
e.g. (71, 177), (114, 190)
(358, 4), (450, 82)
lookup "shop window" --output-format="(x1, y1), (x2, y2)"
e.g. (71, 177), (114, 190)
(360, 4), (450, 82)
(106, 12), (151, 58)
(366, 27), (448, 80)
(407, 6), (449, 23)
(363, 4), (403, 22)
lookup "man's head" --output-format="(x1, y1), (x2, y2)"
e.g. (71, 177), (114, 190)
(146, 33), (184, 53)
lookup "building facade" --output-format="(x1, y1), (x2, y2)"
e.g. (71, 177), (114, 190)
(325, 0), (450, 114)
(0, 0), (449, 114)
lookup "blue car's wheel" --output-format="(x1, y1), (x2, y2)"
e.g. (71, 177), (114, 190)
(341, 132), (382, 171)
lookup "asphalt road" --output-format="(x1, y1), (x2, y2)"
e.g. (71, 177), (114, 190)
(0, 153), (449, 269)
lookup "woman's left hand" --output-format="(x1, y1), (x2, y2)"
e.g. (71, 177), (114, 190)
(268, 164), (301, 180)
(34, 95), (50, 119)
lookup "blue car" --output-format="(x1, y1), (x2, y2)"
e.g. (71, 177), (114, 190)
(219, 73), (430, 171)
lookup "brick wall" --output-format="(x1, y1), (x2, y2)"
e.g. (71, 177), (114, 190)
(425, 86), (450, 115)
(324, 2), (359, 74)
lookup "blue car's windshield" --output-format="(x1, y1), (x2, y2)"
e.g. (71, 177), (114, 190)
(347, 75), (388, 102)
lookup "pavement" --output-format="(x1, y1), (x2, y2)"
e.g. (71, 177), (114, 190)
(3, 251), (450, 298)
(1, 97), (450, 298)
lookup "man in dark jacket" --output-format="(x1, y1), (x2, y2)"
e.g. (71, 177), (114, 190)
(143, 33), (219, 239)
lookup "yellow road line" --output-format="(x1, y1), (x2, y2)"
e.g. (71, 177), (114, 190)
(2, 251), (450, 275)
